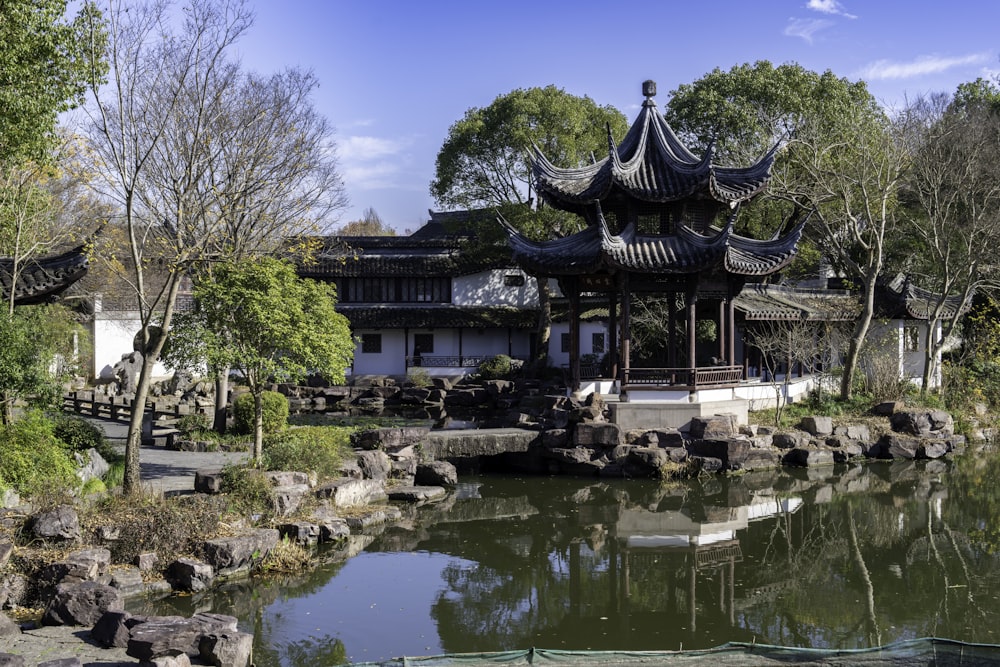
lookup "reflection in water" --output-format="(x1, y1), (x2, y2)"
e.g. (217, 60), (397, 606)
(130, 456), (1000, 665)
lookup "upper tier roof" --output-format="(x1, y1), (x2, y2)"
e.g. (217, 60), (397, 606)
(532, 80), (778, 214)
(0, 245), (90, 306)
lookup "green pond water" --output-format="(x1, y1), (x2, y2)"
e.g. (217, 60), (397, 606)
(128, 453), (1000, 665)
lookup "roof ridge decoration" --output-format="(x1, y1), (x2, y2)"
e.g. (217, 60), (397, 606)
(532, 80), (779, 210)
(0, 242), (91, 306)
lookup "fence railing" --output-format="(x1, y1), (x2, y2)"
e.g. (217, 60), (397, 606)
(405, 355), (527, 368)
(623, 366), (744, 391)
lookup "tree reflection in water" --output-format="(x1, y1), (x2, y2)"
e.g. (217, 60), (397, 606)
(129, 455), (1000, 664)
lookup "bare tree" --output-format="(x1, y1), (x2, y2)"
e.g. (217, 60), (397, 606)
(901, 93), (1000, 394)
(745, 319), (818, 424)
(83, 0), (254, 495)
(337, 207), (396, 236)
(776, 101), (909, 400)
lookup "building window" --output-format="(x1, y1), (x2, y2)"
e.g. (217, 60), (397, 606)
(592, 333), (605, 354)
(361, 333), (382, 354)
(413, 333), (434, 354)
(341, 277), (451, 304)
(904, 326), (920, 352)
(561, 333), (571, 354)
(504, 274), (525, 287)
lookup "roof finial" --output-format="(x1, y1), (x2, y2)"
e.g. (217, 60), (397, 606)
(642, 80), (656, 107)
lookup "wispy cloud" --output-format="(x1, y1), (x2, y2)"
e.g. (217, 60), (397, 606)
(858, 52), (992, 80)
(807, 0), (857, 19)
(784, 18), (833, 43)
(339, 135), (409, 161)
(343, 161), (403, 190)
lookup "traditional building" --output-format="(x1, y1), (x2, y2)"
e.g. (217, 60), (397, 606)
(502, 81), (803, 427)
(0, 245), (90, 306)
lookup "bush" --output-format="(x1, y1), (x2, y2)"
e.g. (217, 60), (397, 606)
(52, 414), (105, 451)
(0, 411), (78, 498)
(477, 354), (514, 381)
(406, 368), (432, 387)
(232, 391), (289, 436)
(220, 465), (275, 519)
(175, 413), (211, 437)
(263, 426), (351, 480)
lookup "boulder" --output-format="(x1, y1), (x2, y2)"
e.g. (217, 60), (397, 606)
(387, 486), (447, 502)
(772, 432), (809, 449)
(127, 613), (238, 661)
(273, 484), (310, 517)
(278, 522), (321, 545)
(573, 422), (621, 447)
(0, 655), (24, 667)
(200, 530), (279, 575)
(110, 566), (145, 597)
(266, 471), (312, 487)
(639, 429), (685, 448)
(165, 558), (214, 592)
(91, 610), (137, 648)
(194, 470), (225, 494)
(42, 581), (124, 626)
(357, 450), (392, 480)
(688, 415), (737, 439)
(74, 447), (109, 484)
(30, 505), (80, 541)
(345, 506), (403, 531)
(314, 478), (387, 508)
(783, 448), (835, 467)
(624, 447), (671, 477)
(801, 416), (834, 437)
(0, 613), (19, 638)
(415, 461), (458, 486)
(37, 658), (82, 667)
(199, 631), (253, 667)
(539, 429), (569, 448)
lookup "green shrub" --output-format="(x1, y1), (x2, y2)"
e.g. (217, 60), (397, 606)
(263, 426), (351, 480)
(232, 391), (289, 436)
(477, 354), (514, 380)
(220, 464), (275, 519)
(52, 414), (105, 451)
(406, 368), (432, 387)
(175, 413), (211, 437)
(0, 411), (78, 498)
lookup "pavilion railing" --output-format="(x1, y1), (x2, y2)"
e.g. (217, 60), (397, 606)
(623, 366), (744, 391)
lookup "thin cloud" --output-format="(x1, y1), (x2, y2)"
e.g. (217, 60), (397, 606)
(339, 135), (408, 161)
(807, 0), (857, 19)
(343, 161), (402, 190)
(859, 53), (992, 80)
(784, 18), (833, 43)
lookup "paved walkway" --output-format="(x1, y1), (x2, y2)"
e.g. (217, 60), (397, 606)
(85, 418), (248, 495)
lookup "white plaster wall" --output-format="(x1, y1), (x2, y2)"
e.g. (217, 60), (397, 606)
(549, 321), (610, 367)
(452, 269), (539, 307)
(351, 329), (406, 376)
(91, 313), (170, 380)
(460, 329), (512, 357)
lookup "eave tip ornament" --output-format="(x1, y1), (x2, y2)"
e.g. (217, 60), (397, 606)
(642, 80), (656, 105)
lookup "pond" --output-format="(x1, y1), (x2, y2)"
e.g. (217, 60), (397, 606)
(128, 454), (1000, 665)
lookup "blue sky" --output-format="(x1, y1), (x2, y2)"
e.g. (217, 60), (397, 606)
(235, 0), (999, 233)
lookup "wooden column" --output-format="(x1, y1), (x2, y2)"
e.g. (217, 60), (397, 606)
(718, 299), (726, 361)
(621, 274), (631, 389)
(608, 288), (619, 382)
(403, 327), (409, 373)
(668, 293), (677, 367)
(458, 327), (464, 366)
(728, 294), (737, 369)
(687, 290), (698, 369)
(569, 282), (581, 392)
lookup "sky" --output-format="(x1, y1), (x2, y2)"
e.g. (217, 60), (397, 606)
(233, 0), (1000, 233)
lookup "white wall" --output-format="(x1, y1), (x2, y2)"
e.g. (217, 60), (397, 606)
(549, 321), (610, 367)
(91, 312), (170, 380)
(351, 329), (406, 376)
(453, 269), (539, 307)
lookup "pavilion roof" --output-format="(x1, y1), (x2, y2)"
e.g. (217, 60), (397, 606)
(0, 244), (90, 306)
(734, 284), (860, 321)
(500, 206), (804, 278)
(876, 274), (972, 320)
(532, 81), (777, 214)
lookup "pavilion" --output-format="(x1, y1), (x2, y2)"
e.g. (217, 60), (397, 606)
(501, 81), (804, 429)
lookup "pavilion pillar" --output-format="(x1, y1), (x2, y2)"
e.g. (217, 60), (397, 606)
(621, 274), (631, 390)
(668, 293), (677, 367)
(608, 288), (619, 382)
(718, 299), (726, 362)
(728, 296), (737, 369)
(569, 281), (581, 392)
(458, 327), (464, 366)
(686, 289), (698, 369)
(403, 327), (410, 374)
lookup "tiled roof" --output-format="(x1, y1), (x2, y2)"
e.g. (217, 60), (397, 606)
(338, 305), (538, 329)
(533, 81), (777, 215)
(734, 284), (860, 321)
(0, 245), (89, 306)
(876, 274), (971, 320)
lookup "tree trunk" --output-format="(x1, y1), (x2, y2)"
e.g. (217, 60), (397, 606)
(253, 389), (264, 463)
(534, 276), (551, 369)
(213, 367), (229, 434)
(122, 350), (158, 495)
(839, 274), (878, 401)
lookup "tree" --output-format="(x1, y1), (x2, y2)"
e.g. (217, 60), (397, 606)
(83, 0), (255, 495)
(900, 88), (1000, 394)
(666, 62), (902, 400)
(177, 258), (353, 461)
(431, 86), (627, 366)
(336, 207), (396, 236)
(0, 0), (106, 165)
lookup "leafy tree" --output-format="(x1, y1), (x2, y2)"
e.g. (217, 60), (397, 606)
(0, 0), (107, 165)
(899, 90), (1000, 394)
(666, 61), (901, 400)
(431, 86), (627, 366)
(336, 207), (396, 236)
(175, 258), (353, 461)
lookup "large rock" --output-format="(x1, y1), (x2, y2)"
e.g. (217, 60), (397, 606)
(194, 470), (225, 494)
(387, 486), (447, 502)
(199, 631), (253, 667)
(352, 427), (431, 452)
(74, 448), (109, 484)
(688, 415), (737, 439)
(783, 448), (835, 467)
(127, 613), (238, 661)
(42, 581), (124, 626)
(314, 478), (387, 508)
(415, 461), (458, 486)
(278, 522), (321, 545)
(356, 450), (392, 480)
(165, 558), (214, 592)
(38, 548), (111, 590)
(273, 484), (310, 517)
(883, 434), (950, 460)
(0, 613), (19, 638)
(420, 429), (537, 459)
(30, 506), (80, 541)
(200, 530), (280, 575)
(890, 409), (953, 437)
(573, 422), (621, 447)
(801, 416), (834, 437)
(91, 610), (138, 648)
